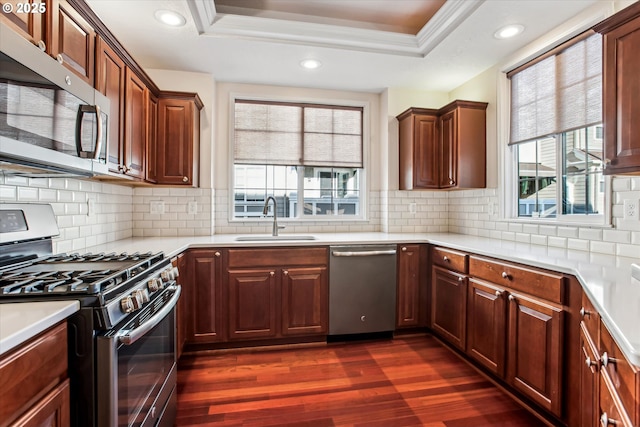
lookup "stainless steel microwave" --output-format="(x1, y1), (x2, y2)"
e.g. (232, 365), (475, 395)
(0, 22), (109, 177)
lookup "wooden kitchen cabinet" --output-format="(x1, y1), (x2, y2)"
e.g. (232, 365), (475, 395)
(595, 2), (640, 175)
(0, 0), (47, 47)
(154, 93), (203, 186)
(49, 0), (95, 85)
(0, 322), (70, 427)
(95, 35), (125, 174)
(123, 67), (148, 179)
(431, 266), (467, 351)
(146, 92), (159, 183)
(580, 323), (600, 427)
(184, 249), (224, 344)
(226, 248), (328, 342)
(396, 244), (425, 328)
(397, 100), (487, 190)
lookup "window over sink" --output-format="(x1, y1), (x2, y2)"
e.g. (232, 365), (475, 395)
(231, 99), (365, 220)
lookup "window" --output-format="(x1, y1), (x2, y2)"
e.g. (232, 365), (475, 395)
(508, 32), (607, 222)
(232, 99), (364, 220)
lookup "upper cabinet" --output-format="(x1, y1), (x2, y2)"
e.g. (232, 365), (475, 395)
(397, 100), (488, 190)
(0, 0), (47, 46)
(154, 93), (203, 186)
(595, 2), (640, 175)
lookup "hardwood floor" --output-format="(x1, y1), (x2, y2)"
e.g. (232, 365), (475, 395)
(176, 335), (543, 426)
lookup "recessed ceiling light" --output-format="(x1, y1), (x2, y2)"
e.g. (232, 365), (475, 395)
(300, 59), (322, 70)
(494, 24), (525, 40)
(154, 10), (186, 27)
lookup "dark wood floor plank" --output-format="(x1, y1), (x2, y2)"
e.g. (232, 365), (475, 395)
(176, 335), (543, 426)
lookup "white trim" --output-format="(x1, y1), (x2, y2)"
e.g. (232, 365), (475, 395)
(227, 92), (370, 222)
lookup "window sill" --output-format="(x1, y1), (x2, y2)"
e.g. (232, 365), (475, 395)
(497, 217), (613, 229)
(229, 217), (370, 224)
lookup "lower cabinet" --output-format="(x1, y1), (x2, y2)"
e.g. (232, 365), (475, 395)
(580, 322), (600, 427)
(431, 266), (467, 350)
(0, 322), (70, 426)
(396, 244), (427, 328)
(226, 248), (328, 342)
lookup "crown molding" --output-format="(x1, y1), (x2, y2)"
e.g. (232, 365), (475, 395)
(187, 0), (484, 57)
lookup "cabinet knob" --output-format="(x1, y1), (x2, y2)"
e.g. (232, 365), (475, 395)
(270, 271), (275, 277)
(449, 179), (455, 185)
(601, 352), (615, 368)
(580, 307), (589, 318)
(585, 356), (597, 368)
(56, 54), (64, 64)
(65, 75), (71, 86)
(508, 294), (516, 302)
(283, 270), (289, 276)
(443, 256), (449, 262)
(214, 251), (221, 257)
(600, 412), (618, 426)
(495, 290), (503, 298)
(458, 276), (464, 282)
(37, 40), (46, 51)
(182, 176), (189, 182)
(401, 247), (407, 252)
(501, 271), (511, 280)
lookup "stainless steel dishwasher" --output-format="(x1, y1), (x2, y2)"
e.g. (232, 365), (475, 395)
(329, 245), (397, 335)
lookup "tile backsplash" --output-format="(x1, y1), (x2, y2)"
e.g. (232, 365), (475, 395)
(2, 173), (638, 256)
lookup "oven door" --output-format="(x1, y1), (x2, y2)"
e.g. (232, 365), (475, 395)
(97, 284), (181, 427)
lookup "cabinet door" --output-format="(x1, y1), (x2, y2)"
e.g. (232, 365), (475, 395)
(95, 36), (125, 173)
(439, 108), (458, 188)
(431, 266), (467, 350)
(396, 244), (421, 328)
(600, 11), (640, 175)
(146, 93), (158, 183)
(228, 269), (278, 340)
(188, 250), (223, 344)
(466, 279), (506, 377)
(414, 114), (439, 189)
(156, 96), (199, 185)
(49, 0), (95, 85)
(123, 68), (147, 179)
(580, 323), (599, 427)
(12, 379), (70, 427)
(507, 292), (563, 417)
(0, 0), (46, 47)
(281, 267), (327, 336)
(175, 253), (187, 356)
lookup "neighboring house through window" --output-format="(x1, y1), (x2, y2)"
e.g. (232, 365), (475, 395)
(232, 99), (365, 220)
(508, 31), (607, 222)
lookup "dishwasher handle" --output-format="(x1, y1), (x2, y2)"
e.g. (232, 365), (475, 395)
(332, 249), (397, 257)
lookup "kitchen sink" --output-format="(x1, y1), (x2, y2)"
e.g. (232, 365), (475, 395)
(234, 235), (317, 241)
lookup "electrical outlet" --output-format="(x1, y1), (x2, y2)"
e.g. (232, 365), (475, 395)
(150, 200), (165, 215)
(188, 200), (198, 215)
(623, 199), (639, 220)
(408, 202), (416, 214)
(87, 198), (95, 217)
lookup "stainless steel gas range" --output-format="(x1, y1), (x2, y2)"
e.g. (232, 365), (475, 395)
(0, 203), (180, 427)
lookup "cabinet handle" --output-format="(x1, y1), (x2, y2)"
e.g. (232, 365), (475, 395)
(601, 352), (615, 368)
(585, 356), (597, 368)
(600, 412), (618, 426)
(449, 179), (455, 185)
(283, 270), (289, 276)
(214, 252), (221, 257)
(580, 307), (590, 318)
(458, 276), (464, 282)
(270, 271), (275, 277)
(501, 271), (511, 280)
(401, 247), (407, 252)
(56, 54), (64, 64)
(443, 256), (449, 262)
(182, 176), (188, 182)
(37, 40), (46, 51)
(508, 294), (515, 302)
(495, 290), (503, 298)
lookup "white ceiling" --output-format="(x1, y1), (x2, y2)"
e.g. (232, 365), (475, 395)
(86, 0), (608, 93)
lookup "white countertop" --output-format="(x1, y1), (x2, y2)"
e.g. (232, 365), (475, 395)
(0, 300), (79, 356)
(82, 232), (640, 366)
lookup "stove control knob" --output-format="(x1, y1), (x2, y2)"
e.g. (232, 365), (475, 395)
(171, 267), (180, 279)
(131, 289), (149, 309)
(161, 269), (172, 282)
(120, 296), (135, 314)
(148, 278), (162, 292)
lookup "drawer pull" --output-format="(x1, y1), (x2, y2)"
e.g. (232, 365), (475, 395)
(580, 307), (590, 318)
(443, 256), (449, 262)
(495, 290), (503, 298)
(508, 294), (516, 302)
(270, 271), (275, 277)
(600, 412), (618, 426)
(601, 352), (616, 368)
(458, 276), (464, 282)
(283, 270), (289, 276)
(401, 246), (407, 252)
(501, 271), (511, 280)
(585, 356), (597, 368)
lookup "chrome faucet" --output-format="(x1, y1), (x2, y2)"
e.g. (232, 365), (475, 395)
(263, 196), (284, 236)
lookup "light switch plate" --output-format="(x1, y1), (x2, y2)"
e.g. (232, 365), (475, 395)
(188, 200), (198, 215)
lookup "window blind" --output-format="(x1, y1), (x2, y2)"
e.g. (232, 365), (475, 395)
(234, 100), (363, 168)
(509, 32), (602, 145)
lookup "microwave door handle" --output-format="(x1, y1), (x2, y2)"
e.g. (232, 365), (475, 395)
(75, 105), (102, 160)
(117, 284), (181, 345)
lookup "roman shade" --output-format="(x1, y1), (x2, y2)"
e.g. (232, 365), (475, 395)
(234, 100), (363, 168)
(508, 32), (602, 145)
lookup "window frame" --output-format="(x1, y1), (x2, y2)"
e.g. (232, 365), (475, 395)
(228, 93), (370, 223)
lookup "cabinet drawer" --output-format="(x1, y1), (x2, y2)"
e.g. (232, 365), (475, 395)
(0, 322), (67, 426)
(228, 247), (328, 268)
(581, 292), (600, 344)
(431, 247), (468, 273)
(469, 256), (564, 304)
(600, 370), (635, 427)
(600, 321), (638, 422)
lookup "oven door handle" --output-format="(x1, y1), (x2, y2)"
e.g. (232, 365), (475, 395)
(117, 284), (181, 345)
